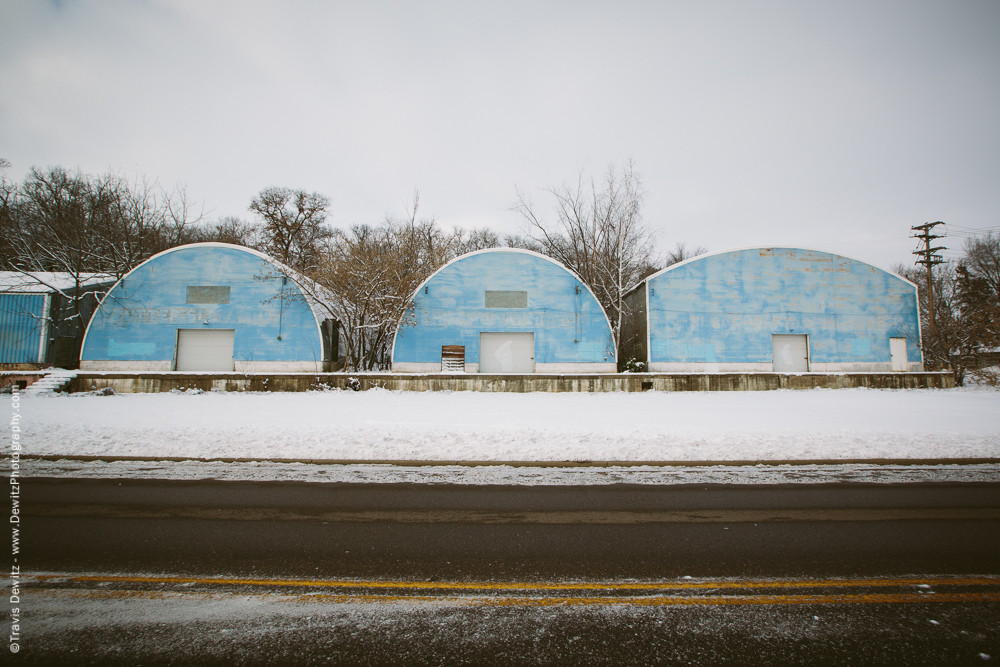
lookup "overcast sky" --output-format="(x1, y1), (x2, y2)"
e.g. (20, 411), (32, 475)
(2, 0), (998, 269)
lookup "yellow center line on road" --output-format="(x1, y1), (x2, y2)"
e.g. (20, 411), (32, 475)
(29, 589), (1000, 607)
(30, 574), (1000, 592)
(467, 592), (1000, 607)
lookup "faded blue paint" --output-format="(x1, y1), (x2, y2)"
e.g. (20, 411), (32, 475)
(82, 244), (323, 365)
(0, 294), (46, 363)
(393, 250), (615, 365)
(646, 248), (921, 364)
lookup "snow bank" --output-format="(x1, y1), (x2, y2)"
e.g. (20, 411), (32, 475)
(18, 387), (1000, 462)
(22, 459), (1000, 486)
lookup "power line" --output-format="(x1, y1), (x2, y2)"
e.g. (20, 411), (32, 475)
(945, 224), (1000, 231)
(941, 224), (1000, 238)
(911, 221), (946, 337)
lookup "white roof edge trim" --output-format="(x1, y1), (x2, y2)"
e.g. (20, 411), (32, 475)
(80, 242), (326, 359)
(626, 245), (920, 293)
(390, 247), (617, 364)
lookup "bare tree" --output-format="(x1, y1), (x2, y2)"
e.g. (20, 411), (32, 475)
(7, 167), (113, 276)
(664, 241), (709, 267)
(2, 167), (120, 358)
(248, 187), (332, 271)
(895, 255), (1000, 385)
(453, 227), (502, 255)
(191, 215), (264, 248)
(97, 173), (204, 279)
(0, 158), (16, 269)
(501, 233), (543, 253)
(297, 195), (459, 371)
(512, 160), (655, 354)
(2, 166), (209, 359)
(3, 166), (205, 277)
(963, 232), (1000, 298)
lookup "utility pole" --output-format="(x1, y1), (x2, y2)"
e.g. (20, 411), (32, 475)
(911, 221), (946, 338)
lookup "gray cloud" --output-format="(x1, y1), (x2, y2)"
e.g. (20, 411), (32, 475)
(2, 0), (998, 268)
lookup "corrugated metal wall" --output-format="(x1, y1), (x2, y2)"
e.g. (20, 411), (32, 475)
(0, 294), (47, 363)
(392, 250), (615, 367)
(81, 245), (324, 368)
(645, 248), (921, 368)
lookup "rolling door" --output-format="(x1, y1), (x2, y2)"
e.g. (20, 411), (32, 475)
(771, 334), (809, 372)
(175, 329), (235, 371)
(479, 332), (534, 373)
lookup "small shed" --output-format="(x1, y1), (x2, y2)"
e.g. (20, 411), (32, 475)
(392, 249), (616, 373)
(80, 243), (338, 372)
(620, 247), (923, 373)
(0, 272), (115, 369)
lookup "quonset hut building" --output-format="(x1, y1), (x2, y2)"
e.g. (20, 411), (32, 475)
(392, 249), (616, 373)
(80, 243), (338, 372)
(620, 247), (923, 373)
(0, 272), (114, 369)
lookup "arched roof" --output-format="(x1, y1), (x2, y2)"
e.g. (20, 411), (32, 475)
(81, 242), (326, 354)
(631, 245), (919, 294)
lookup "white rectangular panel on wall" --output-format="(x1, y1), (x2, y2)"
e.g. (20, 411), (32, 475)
(890, 338), (908, 371)
(772, 334), (809, 372)
(479, 332), (534, 373)
(176, 329), (235, 371)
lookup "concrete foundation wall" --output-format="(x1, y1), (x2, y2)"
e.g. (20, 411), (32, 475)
(649, 361), (926, 373)
(390, 361), (618, 374)
(0, 371), (48, 390)
(69, 371), (954, 394)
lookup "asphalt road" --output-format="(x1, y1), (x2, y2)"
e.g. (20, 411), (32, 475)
(21, 478), (1000, 579)
(13, 477), (1000, 665)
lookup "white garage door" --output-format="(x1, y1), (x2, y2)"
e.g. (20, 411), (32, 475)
(772, 334), (809, 372)
(479, 332), (534, 373)
(176, 329), (235, 371)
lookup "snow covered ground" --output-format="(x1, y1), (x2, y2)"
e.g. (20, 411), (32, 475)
(17, 386), (1000, 463)
(22, 459), (1000, 485)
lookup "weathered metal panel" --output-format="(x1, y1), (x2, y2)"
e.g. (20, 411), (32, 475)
(646, 248), (922, 368)
(81, 245), (323, 368)
(393, 250), (615, 368)
(185, 286), (231, 304)
(0, 294), (47, 364)
(484, 290), (528, 308)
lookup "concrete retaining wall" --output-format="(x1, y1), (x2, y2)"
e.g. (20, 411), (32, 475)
(0, 371), (48, 390)
(69, 371), (955, 394)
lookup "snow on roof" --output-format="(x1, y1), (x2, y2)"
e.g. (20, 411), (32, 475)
(0, 272), (116, 294)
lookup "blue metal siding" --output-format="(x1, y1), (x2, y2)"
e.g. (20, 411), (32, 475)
(81, 246), (322, 364)
(647, 248), (921, 364)
(0, 294), (46, 363)
(393, 251), (615, 364)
